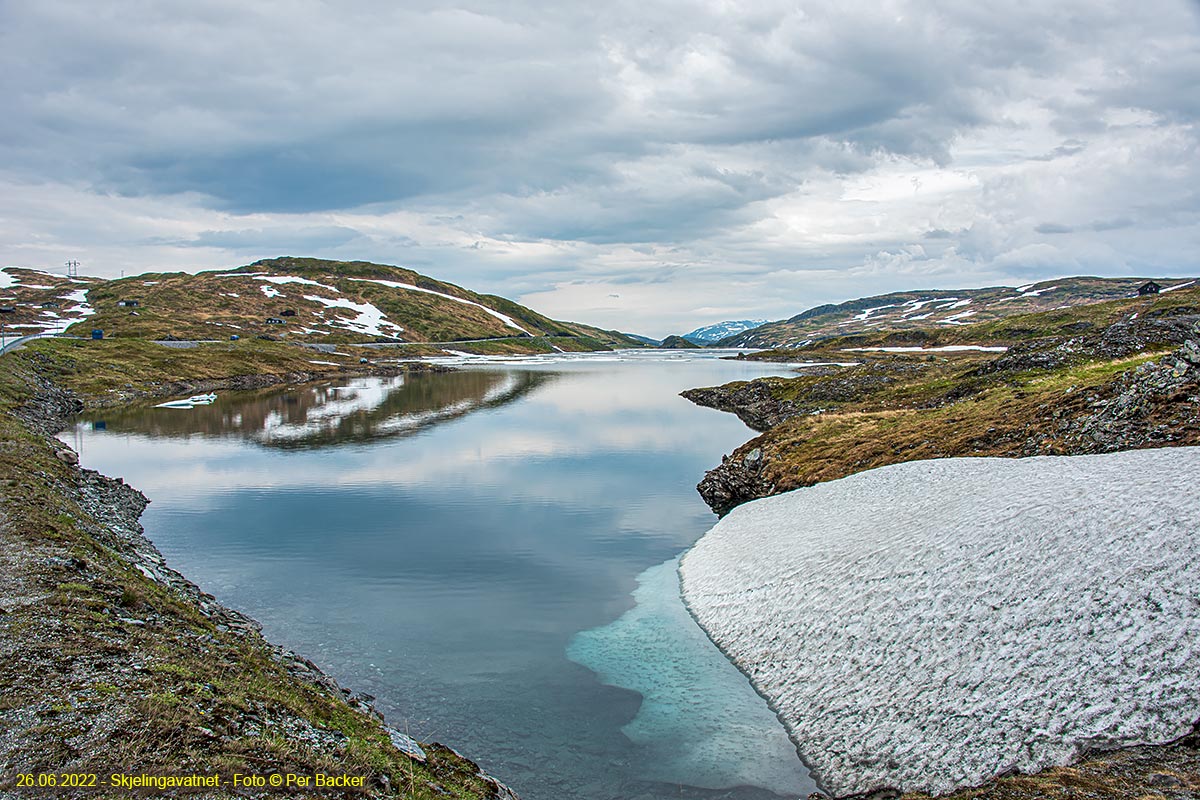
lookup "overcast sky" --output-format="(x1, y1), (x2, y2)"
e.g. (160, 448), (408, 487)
(2, 1), (1198, 336)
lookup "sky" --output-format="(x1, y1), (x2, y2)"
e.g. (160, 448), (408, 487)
(1, 1), (1198, 337)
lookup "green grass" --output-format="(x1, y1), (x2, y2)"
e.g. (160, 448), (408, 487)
(718, 350), (1175, 496)
(0, 339), (502, 799)
(9, 337), (346, 402)
(744, 285), (1200, 356)
(62, 255), (631, 352)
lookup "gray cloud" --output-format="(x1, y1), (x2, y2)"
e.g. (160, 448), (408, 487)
(0, 0), (1198, 335)
(155, 226), (369, 252)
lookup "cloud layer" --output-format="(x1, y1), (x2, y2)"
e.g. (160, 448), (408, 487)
(2, 0), (1198, 336)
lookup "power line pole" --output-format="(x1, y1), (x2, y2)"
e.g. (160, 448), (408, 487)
(65, 260), (79, 278)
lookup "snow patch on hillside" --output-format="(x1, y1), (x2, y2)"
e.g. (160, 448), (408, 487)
(60, 288), (95, 325)
(0, 268), (18, 289)
(349, 278), (532, 334)
(256, 275), (338, 291)
(852, 304), (896, 321)
(939, 309), (977, 324)
(302, 294), (404, 338)
(681, 448), (1200, 798)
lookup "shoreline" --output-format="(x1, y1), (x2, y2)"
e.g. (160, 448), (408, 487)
(681, 449), (1200, 798)
(672, 557), (830, 797)
(676, 323), (1200, 798)
(0, 358), (518, 799)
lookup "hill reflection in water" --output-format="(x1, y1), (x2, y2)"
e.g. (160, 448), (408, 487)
(63, 355), (815, 800)
(80, 370), (551, 449)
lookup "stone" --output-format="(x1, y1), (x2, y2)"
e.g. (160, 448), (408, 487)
(387, 727), (427, 763)
(1182, 339), (1200, 365)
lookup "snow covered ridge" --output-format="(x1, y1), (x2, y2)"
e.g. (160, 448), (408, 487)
(682, 319), (770, 344)
(680, 448), (1200, 798)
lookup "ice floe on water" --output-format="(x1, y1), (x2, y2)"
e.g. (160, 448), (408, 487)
(414, 348), (845, 369)
(568, 557), (815, 797)
(680, 448), (1200, 797)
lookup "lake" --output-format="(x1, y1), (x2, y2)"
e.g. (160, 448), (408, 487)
(62, 350), (818, 800)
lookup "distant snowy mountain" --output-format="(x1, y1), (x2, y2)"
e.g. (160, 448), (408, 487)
(682, 320), (769, 345)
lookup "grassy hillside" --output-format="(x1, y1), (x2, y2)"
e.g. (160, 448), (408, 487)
(0, 345), (511, 799)
(738, 283), (1200, 357)
(721, 276), (1198, 349)
(3, 258), (640, 350)
(0, 267), (102, 336)
(687, 287), (1200, 513)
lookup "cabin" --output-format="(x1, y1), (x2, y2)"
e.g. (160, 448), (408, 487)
(40, 301), (60, 309)
(280, 309), (297, 317)
(1139, 281), (1162, 296)
(265, 317), (286, 325)
(0, 306), (14, 314)
(117, 299), (140, 307)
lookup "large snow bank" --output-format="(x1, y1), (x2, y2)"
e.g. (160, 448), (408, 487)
(680, 448), (1200, 798)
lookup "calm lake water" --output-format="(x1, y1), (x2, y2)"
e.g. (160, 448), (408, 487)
(63, 350), (818, 800)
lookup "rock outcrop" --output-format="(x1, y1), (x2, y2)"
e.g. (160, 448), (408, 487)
(691, 319), (1200, 515)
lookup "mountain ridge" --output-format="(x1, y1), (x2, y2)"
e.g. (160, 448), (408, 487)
(1, 257), (640, 351)
(719, 277), (1197, 349)
(681, 319), (768, 345)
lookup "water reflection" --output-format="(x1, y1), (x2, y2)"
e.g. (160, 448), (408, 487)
(88, 370), (549, 449)
(65, 354), (816, 800)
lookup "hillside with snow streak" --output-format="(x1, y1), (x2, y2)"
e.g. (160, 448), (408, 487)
(0, 267), (100, 334)
(71, 256), (635, 347)
(720, 276), (1200, 348)
(680, 448), (1200, 798)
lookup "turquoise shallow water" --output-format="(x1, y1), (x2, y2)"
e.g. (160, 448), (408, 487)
(64, 351), (817, 800)
(568, 557), (806, 795)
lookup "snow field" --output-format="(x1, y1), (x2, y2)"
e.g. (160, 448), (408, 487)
(680, 448), (1200, 797)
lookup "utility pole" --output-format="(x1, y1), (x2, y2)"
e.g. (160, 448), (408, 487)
(0, 306), (12, 352)
(65, 260), (80, 278)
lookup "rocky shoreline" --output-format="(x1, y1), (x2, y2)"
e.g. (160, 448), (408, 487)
(687, 317), (1200, 515)
(0, 359), (518, 799)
